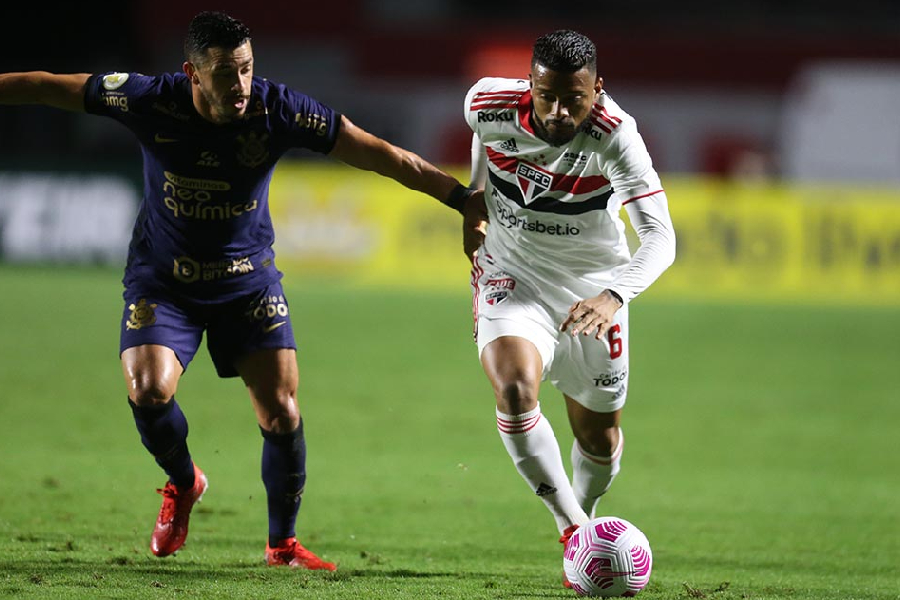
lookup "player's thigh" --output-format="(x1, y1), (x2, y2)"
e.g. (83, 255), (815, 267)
(480, 335), (545, 413)
(476, 307), (557, 412)
(550, 304), (630, 413)
(472, 260), (557, 368)
(120, 294), (203, 404)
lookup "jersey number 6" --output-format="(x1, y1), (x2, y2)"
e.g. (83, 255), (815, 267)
(608, 324), (623, 359)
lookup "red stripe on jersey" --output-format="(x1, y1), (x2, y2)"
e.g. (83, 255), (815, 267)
(590, 119), (612, 134)
(591, 106), (621, 129)
(600, 106), (622, 124)
(518, 90), (535, 134)
(472, 90), (525, 111)
(622, 189), (664, 205)
(488, 147), (611, 194)
(554, 172), (611, 195)
(487, 146), (518, 172)
(473, 90), (524, 100)
(470, 102), (519, 111)
(470, 253), (486, 341)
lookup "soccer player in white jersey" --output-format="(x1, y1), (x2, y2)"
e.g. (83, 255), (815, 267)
(464, 29), (676, 584)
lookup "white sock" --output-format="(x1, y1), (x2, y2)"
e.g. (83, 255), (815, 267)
(571, 428), (623, 518)
(496, 404), (588, 533)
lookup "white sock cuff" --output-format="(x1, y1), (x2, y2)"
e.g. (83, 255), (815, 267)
(575, 428), (624, 465)
(496, 403), (542, 434)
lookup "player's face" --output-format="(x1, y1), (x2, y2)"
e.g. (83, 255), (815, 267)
(530, 63), (602, 146)
(185, 41), (254, 123)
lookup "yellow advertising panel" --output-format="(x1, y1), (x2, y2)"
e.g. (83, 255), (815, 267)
(655, 178), (900, 304)
(269, 163), (900, 305)
(269, 163), (473, 288)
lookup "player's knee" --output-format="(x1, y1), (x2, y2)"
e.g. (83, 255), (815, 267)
(496, 378), (539, 414)
(256, 388), (299, 433)
(576, 426), (619, 457)
(129, 379), (176, 407)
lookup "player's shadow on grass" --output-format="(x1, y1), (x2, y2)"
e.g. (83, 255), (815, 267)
(342, 568), (462, 578)
(4, 560), (569, 599)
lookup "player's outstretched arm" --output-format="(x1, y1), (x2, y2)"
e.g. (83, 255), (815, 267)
(329, 114), (487, 261)
(328, 114), (470, 210)
(0, 72), (91, 112)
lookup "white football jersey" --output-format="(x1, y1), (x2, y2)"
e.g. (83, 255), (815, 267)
(464, 77), (674, 305)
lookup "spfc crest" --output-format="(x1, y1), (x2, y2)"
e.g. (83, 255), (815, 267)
(484, 273), (516, 306)
(515, 162), (552, 203)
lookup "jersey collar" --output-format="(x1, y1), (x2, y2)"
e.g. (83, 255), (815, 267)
(517, 89), (536, 135)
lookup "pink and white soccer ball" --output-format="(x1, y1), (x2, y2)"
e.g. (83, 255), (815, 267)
(563, 516), (653, 597)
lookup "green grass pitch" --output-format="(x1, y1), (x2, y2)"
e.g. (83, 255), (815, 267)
(0, 265), (897, 599)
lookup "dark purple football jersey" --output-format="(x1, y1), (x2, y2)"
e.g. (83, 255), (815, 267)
(84, 72), (340, 302)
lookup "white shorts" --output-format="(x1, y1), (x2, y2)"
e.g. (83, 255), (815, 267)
(471, 254), (630, 413)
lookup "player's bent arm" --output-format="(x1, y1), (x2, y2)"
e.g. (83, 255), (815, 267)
(469, 133), (488, 189)
(328, 114), (467, 211)
(0, 72), (90, 112)
(608, 191), (677, 303)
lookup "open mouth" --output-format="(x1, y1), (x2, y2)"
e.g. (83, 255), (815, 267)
(230, 96), (249, 110)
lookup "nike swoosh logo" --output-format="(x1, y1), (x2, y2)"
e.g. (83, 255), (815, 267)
(588, 570), (636, 577)
(263, 321), (287, 333)
(154, 134), (179, 143)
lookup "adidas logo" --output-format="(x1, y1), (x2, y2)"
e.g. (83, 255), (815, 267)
(535, 482), (557, 497)
(498, 138), (518, 153)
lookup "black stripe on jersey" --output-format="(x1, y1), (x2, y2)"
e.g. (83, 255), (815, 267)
(489, 171), (613, 215)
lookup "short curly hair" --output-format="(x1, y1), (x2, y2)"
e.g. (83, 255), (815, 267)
(184, 11), (252, 63)
(531, 30), (597, 73)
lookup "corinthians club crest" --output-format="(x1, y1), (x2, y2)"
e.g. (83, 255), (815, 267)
(126, 298), (157, 330)
(236, 132), (270, 168)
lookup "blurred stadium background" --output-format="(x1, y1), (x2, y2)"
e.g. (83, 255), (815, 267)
(1, 1), (899, 303)
(1, 5), (898, 598)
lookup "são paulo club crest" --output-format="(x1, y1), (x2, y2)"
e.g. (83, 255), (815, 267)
(484, 272), (516, 305)
(515, 161), (552, 203)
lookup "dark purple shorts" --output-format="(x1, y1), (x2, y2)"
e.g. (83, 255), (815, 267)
(119, 281), (296, 378)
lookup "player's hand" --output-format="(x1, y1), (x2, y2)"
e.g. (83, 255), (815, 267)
(560, 290), (623, 339)
(463, 190), (488, 264)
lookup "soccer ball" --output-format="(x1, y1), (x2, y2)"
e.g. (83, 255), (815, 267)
(562, 516), (652, 597)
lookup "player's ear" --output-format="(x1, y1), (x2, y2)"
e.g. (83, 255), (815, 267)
(183, 61), (199, 84)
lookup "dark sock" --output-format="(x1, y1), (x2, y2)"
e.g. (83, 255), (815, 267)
(261, 421), (306, 546)
(129, 398), (195, 489)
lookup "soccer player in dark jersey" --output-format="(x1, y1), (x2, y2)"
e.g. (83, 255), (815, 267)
(0, 11), (485, 569)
